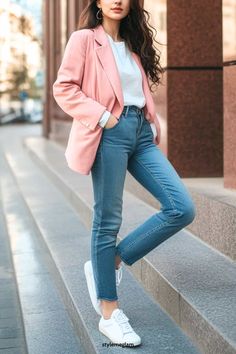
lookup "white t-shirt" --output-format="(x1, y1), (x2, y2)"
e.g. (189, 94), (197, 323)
(99, 33), (157, 140)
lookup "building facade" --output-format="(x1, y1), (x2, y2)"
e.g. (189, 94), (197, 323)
(43, 0), (236, 189)
(0, 0), (41, 101)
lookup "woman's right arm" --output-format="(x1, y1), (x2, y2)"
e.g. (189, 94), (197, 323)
(53, 30), (108, 131)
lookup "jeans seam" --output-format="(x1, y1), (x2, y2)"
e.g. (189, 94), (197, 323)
(122, 219), (170, 256)
(94, 146), (105, 299)
(124, 215), (180, 265)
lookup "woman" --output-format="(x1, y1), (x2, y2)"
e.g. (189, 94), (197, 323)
(53, 0), (196, 347)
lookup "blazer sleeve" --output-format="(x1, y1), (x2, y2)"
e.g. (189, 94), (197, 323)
(52, 30), (107, 131)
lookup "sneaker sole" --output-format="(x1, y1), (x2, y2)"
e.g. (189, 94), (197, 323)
(98, 324), (141, 347)
(84, 261), (102, 316)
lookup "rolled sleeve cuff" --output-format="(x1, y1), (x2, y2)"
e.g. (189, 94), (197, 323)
(98, 110), (111, 128)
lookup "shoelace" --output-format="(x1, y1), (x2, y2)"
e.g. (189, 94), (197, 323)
(113, 310), (133, 335)
(116, 265), (122, 286)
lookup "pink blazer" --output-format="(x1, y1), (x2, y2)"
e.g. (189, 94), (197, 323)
(53, 24), (161, 175)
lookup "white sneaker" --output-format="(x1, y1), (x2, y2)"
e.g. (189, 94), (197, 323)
(84, 260), (102, 316)
(116, 264), (123, 286)
(99, 308), (141, 346)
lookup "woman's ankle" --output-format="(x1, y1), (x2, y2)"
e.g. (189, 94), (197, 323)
(100, 299), (119, 319)
(115, 255), (122, 269)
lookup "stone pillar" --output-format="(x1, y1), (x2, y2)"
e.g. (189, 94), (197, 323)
(167, 0), (223, 177)
(223, 0), (236, 189)
(42, 0), (61, 138)
(224, 61), (236, 189)
(143, 0), (168, 154)
(67, 0), (87, 33)
(42, 0), (50, 138)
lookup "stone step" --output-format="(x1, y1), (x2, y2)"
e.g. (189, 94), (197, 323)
(2, 145), (202, 354)
(0, 160), (27, 354)
(0, 154), (85, 354)
(23, 136), (236, 354)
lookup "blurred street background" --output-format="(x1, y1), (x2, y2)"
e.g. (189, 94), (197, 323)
(0, 0), (43, 126)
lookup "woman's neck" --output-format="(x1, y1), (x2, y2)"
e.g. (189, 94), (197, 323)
(102, 20), (122, 42)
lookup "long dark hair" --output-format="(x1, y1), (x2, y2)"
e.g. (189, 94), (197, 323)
(78, 0), (164, 92)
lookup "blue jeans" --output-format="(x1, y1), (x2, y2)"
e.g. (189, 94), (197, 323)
(90, 105), (196, 301)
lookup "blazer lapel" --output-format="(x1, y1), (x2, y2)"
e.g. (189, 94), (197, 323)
(94, 25), (124, 108)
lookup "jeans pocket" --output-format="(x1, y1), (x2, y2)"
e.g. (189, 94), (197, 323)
(103, 115), (123, 132)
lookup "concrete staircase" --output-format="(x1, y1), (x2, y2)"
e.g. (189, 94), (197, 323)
(0, 153), (85, 354)
(0, 124), (235, 353)
(0, 163), (27, 354)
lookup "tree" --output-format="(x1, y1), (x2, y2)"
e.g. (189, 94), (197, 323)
(7, 54), (29, 99)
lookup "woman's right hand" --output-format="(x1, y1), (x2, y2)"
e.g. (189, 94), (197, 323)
(104, 114), (119, 129)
